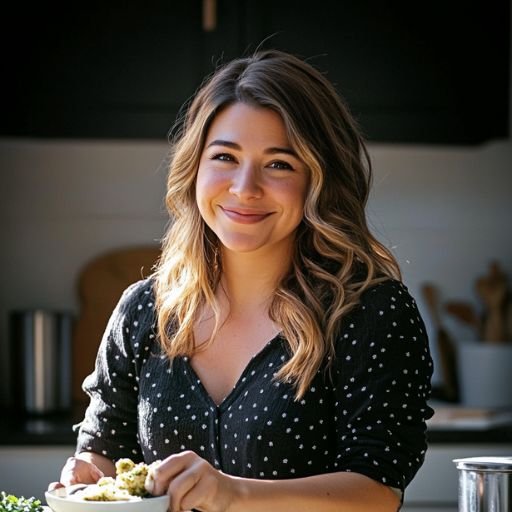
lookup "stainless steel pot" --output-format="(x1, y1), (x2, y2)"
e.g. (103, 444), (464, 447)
(454, 456), (512, 512)
(10, 309), (73, 414)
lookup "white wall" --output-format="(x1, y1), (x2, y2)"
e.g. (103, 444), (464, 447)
(1, 133), (511, 405)
(0, 139), (171, 406)
(369, 140), (512, 301)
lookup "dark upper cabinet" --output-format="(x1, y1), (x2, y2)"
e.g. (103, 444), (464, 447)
(3, 0), (509, 144)
(243, 0), (510, 145)
(3, 1), (243, 139)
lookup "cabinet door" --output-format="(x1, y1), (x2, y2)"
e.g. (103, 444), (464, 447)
(3, 0), (509, 143)
(3, 1), (242, 139)
(241, 0), (510, 144)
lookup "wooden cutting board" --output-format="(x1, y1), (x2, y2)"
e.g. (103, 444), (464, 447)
(72, 245), (161, 405)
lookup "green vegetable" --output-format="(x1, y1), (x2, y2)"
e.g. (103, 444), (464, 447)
(0, 491), (44, 512)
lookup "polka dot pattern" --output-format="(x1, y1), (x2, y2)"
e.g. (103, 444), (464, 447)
(76, 278), (433, 491)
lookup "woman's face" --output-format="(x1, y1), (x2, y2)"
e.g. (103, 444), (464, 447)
(196, 102), (309, 257)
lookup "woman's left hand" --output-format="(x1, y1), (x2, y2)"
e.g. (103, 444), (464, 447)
(146, 450), (236, 512)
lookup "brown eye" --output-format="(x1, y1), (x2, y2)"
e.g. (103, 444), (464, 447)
(269, 160), (293, 170)
(212, 153), (235, 162)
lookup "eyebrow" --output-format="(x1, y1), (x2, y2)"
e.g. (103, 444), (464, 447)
(206, 139), (298, 157)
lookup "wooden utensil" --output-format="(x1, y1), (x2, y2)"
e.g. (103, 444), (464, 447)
(475, 261), (508, 343)
(421, 283), (459, 401)
(444, 300), (480, 333)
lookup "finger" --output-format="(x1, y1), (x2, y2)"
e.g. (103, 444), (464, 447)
(60, 457), (82, 485)
(60, 458), (103, 486)
(180, 476), (213, 512)
(89, 464), (104, 481)
(60, 474), (80, 486)
(149, 451), (197, 495)
(47, 482), (64, 491)
(166, 466), (201, 512)
(181, 469), (231, 512)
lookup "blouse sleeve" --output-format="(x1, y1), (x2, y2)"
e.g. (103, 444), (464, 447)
(332, 279), (434, 492)
(75, 279), (155, 462)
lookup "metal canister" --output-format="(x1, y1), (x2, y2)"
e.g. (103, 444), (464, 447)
(454, 457), (512, 512)
(10, 310), (73, 414)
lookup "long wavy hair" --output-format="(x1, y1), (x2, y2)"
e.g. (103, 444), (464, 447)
(153, 49), (401, 399)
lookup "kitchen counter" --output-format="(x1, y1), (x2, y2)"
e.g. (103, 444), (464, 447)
(2, 407), (512, 446)
(427, 425), (512, 443)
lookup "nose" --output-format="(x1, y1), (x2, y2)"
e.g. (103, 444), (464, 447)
(228, 162), (263, 199)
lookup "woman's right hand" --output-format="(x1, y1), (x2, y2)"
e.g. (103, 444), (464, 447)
(48, 456), (104, 490)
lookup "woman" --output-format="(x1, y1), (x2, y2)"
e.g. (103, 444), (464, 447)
(51, 50), (433, 511)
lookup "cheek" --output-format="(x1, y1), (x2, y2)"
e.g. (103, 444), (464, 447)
(291, 185), (309, 227)
(196, 168), (224, 214)
(279, 181), (308, 214)
(195, 181), (208, 220)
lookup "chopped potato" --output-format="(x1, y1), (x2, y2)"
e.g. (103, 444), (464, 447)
(76, 458), (160, 501)
(97, 476), (115, 486)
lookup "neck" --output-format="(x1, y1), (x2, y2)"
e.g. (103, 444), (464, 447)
(219, 245), (293, 314)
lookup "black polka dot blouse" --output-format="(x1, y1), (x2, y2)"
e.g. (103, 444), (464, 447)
(75, 277), (433, 492)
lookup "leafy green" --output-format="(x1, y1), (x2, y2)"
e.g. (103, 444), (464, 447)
(0, 491), (44, 512)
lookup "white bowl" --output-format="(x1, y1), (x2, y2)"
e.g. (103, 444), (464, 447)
(45, 487), (170, 512)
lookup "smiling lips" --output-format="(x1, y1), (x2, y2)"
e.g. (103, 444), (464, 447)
(220, 206), (273, 224)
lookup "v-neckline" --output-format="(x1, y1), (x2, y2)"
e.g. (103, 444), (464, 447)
(182, 334), (281, 410)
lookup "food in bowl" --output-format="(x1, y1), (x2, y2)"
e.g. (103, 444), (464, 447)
(73, 458), (159, 501)
(45, 458), (169, 512)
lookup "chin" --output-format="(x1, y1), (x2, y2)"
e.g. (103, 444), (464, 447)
(222, 243), (266, 254)
(218, 235), (268, 254)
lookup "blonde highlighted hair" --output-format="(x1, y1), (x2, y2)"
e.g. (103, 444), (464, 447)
(153, 50), (401, 399)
